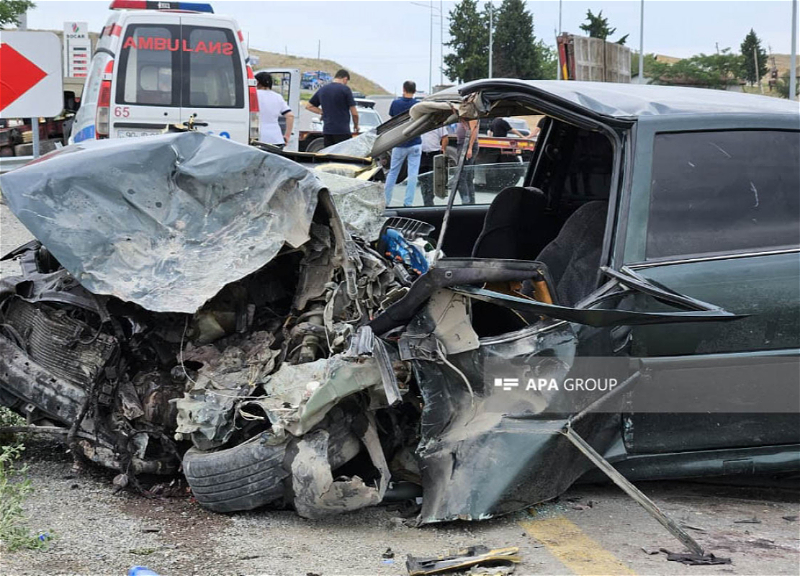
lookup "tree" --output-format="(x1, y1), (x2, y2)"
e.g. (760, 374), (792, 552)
(739, 29), (768, 86)
(630, 53), (659, 79)
(444, 0), (488, 83)
(491, 0), (541, 79)
(537, 40), (558, 79)
(650, 49), (743, 89)
(775, 72), (799, 99)
(0, 0), (35, 29)
(579, 9), (628, 44)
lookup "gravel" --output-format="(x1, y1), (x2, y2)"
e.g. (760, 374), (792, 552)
(2, 437), (539, 576)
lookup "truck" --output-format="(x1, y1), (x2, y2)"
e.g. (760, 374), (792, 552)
(556, 33), (632, 83)
(0, 78), (83, 172)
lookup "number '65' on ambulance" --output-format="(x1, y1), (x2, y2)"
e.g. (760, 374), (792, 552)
(70, 1), (258, 144)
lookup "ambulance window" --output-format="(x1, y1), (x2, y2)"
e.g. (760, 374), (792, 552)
(116, 25), (180, 107)
(182, 26), (243, 108)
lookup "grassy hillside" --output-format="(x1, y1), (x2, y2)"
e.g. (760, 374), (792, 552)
(248, 49), (389, 96)
(769, 54), (797, 78)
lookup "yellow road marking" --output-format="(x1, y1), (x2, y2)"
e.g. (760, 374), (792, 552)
(519, 516), (637, 576)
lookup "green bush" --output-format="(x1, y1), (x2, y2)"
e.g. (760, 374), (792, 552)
(0, 406), (25, 442)
(0, 443), (53, 551)
(775, 72), (800, 99)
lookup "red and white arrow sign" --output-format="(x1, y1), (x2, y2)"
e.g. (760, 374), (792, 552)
(0, 31), (63, 118)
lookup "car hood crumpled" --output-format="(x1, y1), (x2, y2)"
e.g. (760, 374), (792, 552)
(1, 132), (335, 314)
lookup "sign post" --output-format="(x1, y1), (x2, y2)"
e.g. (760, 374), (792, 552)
(0, 31), (63, 158)
(63, 22), (91, 78)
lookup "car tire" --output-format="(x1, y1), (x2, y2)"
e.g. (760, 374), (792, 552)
(183, 407), (362, 513)
(183, 433), (289, 513)
(305, 137), (325, 153)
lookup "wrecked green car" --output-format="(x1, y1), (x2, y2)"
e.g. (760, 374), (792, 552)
(0, 80), (798, 525)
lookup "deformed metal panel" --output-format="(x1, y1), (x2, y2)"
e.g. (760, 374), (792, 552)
(0, 132), (323, 314)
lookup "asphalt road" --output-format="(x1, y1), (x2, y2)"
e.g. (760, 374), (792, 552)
(0, 197), (34, 278)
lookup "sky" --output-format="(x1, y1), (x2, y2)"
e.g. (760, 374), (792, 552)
(19, 0), (800, 94)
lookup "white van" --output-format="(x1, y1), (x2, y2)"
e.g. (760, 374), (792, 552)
(71, 1), (258, 144)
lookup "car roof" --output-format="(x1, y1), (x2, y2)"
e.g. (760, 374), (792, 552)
(106, 9), (238, 25)
(436, 79), (800, 119)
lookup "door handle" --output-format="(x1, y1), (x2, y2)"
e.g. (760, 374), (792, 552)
(186, 113), (209, 129)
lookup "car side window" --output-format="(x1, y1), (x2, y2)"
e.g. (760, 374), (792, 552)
(407, 116), (535, 208)
(646, 130), (800, 260)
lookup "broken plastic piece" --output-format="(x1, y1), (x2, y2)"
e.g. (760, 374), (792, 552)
(663, 551), (732, 566)
(291, 413), (389, 519)
(406, 546), (521, 576)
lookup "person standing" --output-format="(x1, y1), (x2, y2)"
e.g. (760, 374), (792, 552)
(384, 81), (422, 207)
(455, 118), (479, 205)
(305, 69), (359, 148)
(487, 117), (525, 164)
(419, 126), (449, 206)
(488, 117), (526, 139)
(255, 72), (294, 147)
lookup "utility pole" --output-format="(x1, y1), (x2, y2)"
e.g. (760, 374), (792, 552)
(638, 0), (645, 84)
(557, 0), (563, 79)
(754, 47), (764, 94)
(488, 2), (493, 78)
(440, 0), (444, 87)
(429, 1), (434, 93)
(791, 0), (798, 100)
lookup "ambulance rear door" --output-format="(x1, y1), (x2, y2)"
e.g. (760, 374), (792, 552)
(178, 14), (248, 143)
(112, 13), (183, 138)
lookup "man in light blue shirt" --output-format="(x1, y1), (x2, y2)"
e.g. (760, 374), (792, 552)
(384, 81), (422, 206)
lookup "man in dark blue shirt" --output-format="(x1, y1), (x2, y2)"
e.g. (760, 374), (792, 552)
(384, 80), (422, 206)
(306, 69), (359, 147)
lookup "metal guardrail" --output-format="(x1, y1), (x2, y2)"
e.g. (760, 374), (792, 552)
(0, 156), (33, 174)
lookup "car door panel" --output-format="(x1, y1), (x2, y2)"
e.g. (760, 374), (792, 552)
(114, 17), (182, 136)
(620, 123), (800, 454)
(179, 16), (247, 143)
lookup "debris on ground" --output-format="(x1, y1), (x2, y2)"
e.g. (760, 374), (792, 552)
(663, 550), (732, 566)
(406, 546), (521, 576)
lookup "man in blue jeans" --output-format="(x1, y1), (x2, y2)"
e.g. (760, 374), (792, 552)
(384, 81), (422, 206)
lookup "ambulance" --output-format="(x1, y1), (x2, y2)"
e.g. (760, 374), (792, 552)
(71, 1), (261, 144)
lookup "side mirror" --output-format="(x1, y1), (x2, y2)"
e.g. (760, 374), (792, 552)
(433, 153), (448, 199)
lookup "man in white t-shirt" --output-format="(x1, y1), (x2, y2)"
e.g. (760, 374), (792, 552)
(255, 72), (294, 147)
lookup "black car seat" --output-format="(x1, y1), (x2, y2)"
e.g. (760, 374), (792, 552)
(534, 200), (608, 306)
(471, 187), (552, 259)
